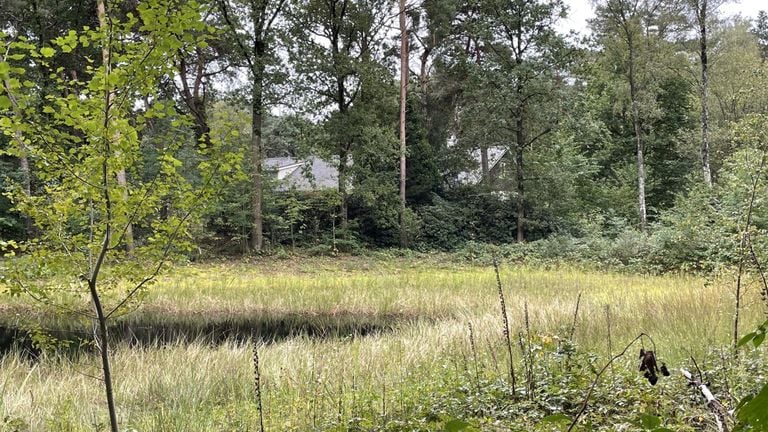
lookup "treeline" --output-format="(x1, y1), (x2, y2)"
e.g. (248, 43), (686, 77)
(3, 0), (768, 271)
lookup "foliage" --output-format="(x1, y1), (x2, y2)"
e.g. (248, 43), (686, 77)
(0, 157), (24, 239)
(736, 319), (768, 431)
(0, 0), (219, 295)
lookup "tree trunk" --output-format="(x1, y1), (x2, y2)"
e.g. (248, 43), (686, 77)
(628, 39), (647, 231)
(97, 0), (133, 253)
(698, 0), (713, 187)
(115, 170), (134, 253)
(94, 3), (120, 431)
(218, 0), (285, 253)
(17, 138), (32, 237)
(398, 0), (408, 248)
(515, 117), (525, 243)
(480, 145), (490, 186)
(512, 20), (526, 242)
(90, 280), (119, 432)
(178, 53), (211, 148)
(419, 42), (432, 119)
(329, 5), (349, 234)
(192, 96), (210, 147)
(338, 148), (349, 231)
(250, 66), (264, 252)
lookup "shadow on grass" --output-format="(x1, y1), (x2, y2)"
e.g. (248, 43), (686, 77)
(0, 309), (424, 359)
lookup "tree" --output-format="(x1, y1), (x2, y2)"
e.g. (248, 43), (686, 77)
(217, 0), (288, 252)
(0, 1), (211, 430)
(174, 1), (230, 150)
(705, 20), (766, 170)
(460, 0), (572, 241)
(754, 10), (768, 61)
(410, 0), (461, 118)
(287, 0), (396, 231)
(398, 0), (409, 247)
(595, 0), (649, 230)
(593, 0), (686, 230)
(686, 0), (723, 187)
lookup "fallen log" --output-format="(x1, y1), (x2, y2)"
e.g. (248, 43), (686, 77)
(681, 368), (730, 432)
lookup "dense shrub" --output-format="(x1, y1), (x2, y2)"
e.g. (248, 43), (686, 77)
(416, 195), (473, 250)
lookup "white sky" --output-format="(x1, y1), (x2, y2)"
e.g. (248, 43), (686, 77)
(557, 0), (766, 34)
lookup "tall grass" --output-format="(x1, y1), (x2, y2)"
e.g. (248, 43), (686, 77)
(0, 258), (764, 430)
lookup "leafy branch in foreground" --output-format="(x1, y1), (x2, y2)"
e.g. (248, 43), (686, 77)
(0, 1), (232, 431)
(734, 319), (768, 431)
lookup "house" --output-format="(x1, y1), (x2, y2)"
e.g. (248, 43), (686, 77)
(456, 146), (511, 186)
(263, 157), (339, 192)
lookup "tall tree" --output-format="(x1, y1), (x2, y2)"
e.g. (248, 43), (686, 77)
(710, 21), (765, 127)
(398, 0), (409, 247)
(599, 0), (645, 230)
(175, 3), (228, 149)
(754, 10), (768, 61)
(688, 0), (717, 187)
(685, 0), (730, 187)
(411, 0), (460, 114)
(288, 0), (394, 231)
(217, 0), (287, 252)
(462, 0), (571, 241)
(593, 0), (680, 230)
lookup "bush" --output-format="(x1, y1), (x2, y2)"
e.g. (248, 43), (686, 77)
(417, 195), (473, 250)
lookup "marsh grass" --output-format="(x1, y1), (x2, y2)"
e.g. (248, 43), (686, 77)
(0, 257), (765, 430)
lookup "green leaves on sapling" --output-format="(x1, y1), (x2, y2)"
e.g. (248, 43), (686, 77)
(0, 0), (220, 323)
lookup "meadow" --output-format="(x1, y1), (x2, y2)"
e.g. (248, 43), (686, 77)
(0, 255), (765, 431)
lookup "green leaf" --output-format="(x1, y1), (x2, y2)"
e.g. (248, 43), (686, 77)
(0, 95), (11, 110)
(738, 332), (756, 347)
(737, 382), (768, 430)
(444, 419), (471, 432)
(736, 394), (754, 411)
(541, 414), (571, 424)
(638, 414), (661, 429)
(753, 332), (765, 348)
(40, 47), (56, 58)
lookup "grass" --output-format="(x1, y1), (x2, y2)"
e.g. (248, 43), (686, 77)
(0, 255), (765, 431)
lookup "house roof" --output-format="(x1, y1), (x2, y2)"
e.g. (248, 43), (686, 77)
(456, 146), (508, 185)
(263, 156), (339, 192)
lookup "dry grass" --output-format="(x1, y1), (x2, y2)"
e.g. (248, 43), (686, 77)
(0, 257), (765, 431)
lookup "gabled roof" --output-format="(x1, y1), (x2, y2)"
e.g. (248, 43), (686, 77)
(263, 157), (339, 192)
(456, 146), (508, 185)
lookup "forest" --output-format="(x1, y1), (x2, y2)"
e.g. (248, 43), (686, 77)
(0, 0), (767, 431)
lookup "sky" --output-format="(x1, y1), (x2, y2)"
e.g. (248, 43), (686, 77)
(557, 0), (766, 34)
